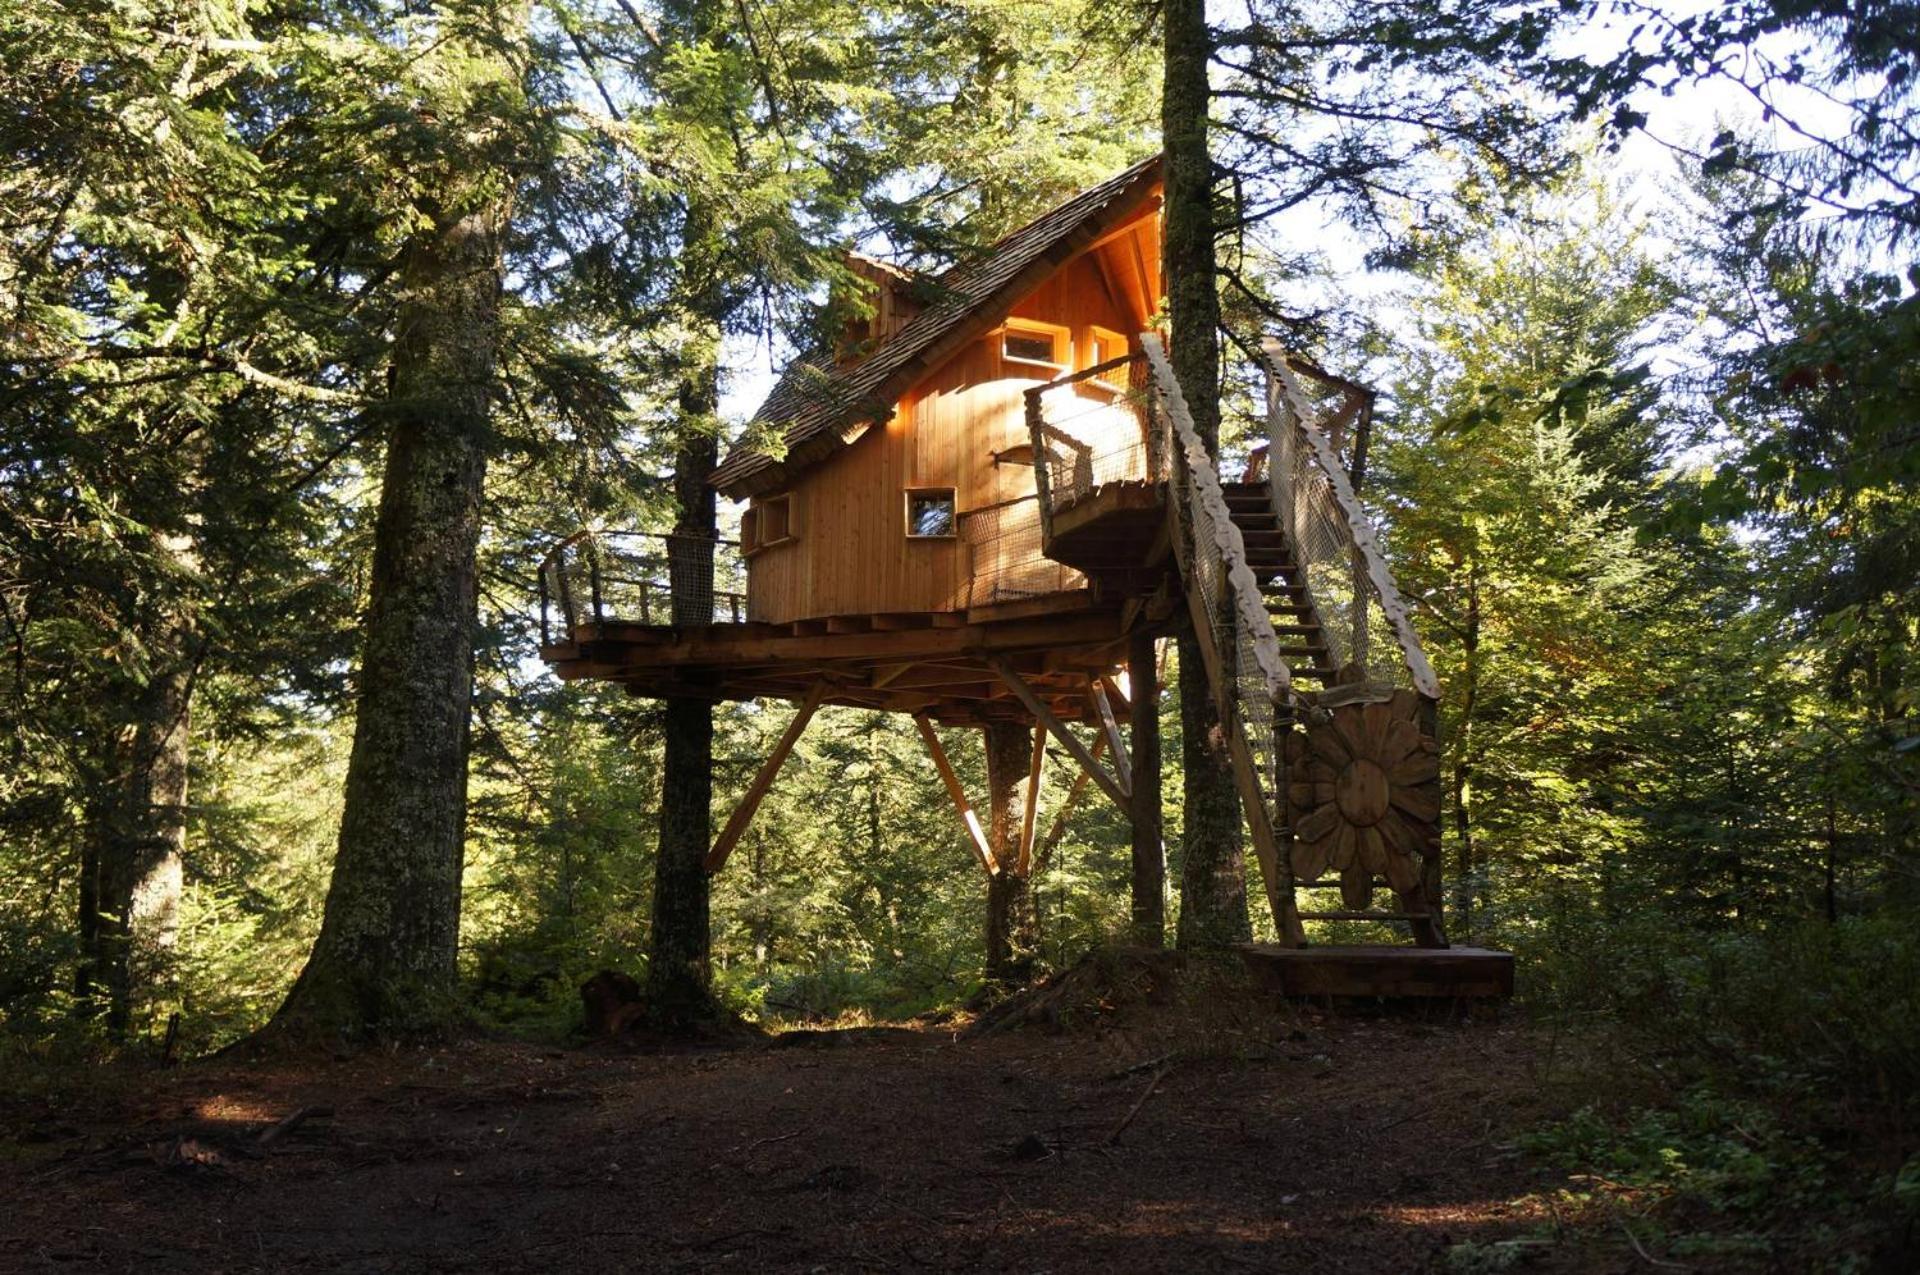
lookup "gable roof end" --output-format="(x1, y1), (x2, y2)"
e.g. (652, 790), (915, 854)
(712, 156), (1163, 500)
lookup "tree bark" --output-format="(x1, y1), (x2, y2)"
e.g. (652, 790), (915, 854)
(983, 720), (1038, 984)
(1164, 0), (1248, 949)
(645, 313), (721, 1029)
(1129, 631), (1165, 947)
(1450, 565), (1480, 941)
(75, 597), (190, 1036)
(271, 187), (507, 1039)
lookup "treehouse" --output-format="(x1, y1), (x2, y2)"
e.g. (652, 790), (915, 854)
(540, 159), (1512, 998)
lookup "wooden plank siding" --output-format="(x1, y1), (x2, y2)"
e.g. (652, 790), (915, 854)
(744, 220), (1162, 626)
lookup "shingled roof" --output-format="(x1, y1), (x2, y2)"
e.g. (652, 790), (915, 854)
(712, 156), (1163, 500)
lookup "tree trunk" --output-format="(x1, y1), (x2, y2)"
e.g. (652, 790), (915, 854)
(1164, 0), (1248, 949)
(645, 316), (721, 1029)
(1129, 631), (1165, 947)
(1450, 566), (1480, 940)
(75, 601), (191, 1037)
(983, 720), (1038, 984)
(271, 188), (507, 1039)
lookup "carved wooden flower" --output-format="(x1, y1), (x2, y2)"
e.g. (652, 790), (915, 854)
(1287, 690), (1442, 903)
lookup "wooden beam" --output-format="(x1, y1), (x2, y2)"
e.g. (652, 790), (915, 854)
(914, 714), (997, 876)
(1033, 734), (1104, 874)
(1016, 725), (1047, 877)
(989, 657), (1131, 815)
(704, 681), (829, 874)
(1089, 678), (1132, 793)
(871, 661), (915, 688)
(1224, 721), (1306, 947)
(571, 608), (1128, 671)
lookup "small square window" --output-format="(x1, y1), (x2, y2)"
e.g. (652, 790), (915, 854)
(1001, 321), (1068, 368)
(906, 488), (956, 538)
(1005, 331), (1057, 363)
(743, 494), (794, 555)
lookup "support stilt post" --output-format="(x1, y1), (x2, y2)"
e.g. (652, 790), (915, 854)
(1128, 630), (1165, 947)
(1017, 725), (1046, 877)
(988, 657), (1131, 814)
(1033, 734), (1104, 875)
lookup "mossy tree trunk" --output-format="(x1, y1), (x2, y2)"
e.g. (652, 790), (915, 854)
(270, 181), (510, 1039)
(646, 335), (720, 1028)
(1164, 0), (1249, 949)
(75, 588), (191, 1036)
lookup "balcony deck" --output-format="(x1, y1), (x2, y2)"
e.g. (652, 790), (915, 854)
(1040, 480), (1171, 582)
(542, 588), (1178, 725)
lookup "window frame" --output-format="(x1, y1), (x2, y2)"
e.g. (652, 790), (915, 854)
(1085, 325), (1131, 391)
(998, 319), (1071, 371)
(903, 486), (959, 540)
(741, 492), (796, 556)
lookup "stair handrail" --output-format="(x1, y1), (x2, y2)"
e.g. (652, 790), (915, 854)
(1259, 340), (1441, 699)
(1141, 334), (1293, 705)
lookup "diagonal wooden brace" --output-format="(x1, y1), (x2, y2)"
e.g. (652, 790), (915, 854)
(988, 657), (1131, 815)
(913, 713), (998, 876)
(705, 681), (828, 874)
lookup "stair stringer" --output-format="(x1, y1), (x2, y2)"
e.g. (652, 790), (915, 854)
(1140, 335), (1306, 946)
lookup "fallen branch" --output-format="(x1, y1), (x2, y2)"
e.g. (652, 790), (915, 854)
(1103, 1051), (1174, 1082)
(1620, 1221), (1692, 1271)
(1106, 1061), (1173, 1145)
(257, 1105), (333, 1148)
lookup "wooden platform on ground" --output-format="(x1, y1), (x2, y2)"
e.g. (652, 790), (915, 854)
(1237, 945), (1514, 1000)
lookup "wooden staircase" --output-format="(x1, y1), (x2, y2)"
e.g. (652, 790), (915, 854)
(1219, 481), (1340, 686)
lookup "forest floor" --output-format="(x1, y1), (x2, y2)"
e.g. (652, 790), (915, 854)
(1, 962), (1669, 1273)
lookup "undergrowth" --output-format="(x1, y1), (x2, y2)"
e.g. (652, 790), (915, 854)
(1491, 909), (1920, 1271)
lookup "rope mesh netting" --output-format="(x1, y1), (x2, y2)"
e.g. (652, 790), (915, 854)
(1263, 353), (1428, 693)
(958, 496), (1081, 608)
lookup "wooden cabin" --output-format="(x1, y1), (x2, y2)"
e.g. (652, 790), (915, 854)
(546, 157), (1176, 730)
(721, 159), (1164, 627)
(541, 159), (1511, 993)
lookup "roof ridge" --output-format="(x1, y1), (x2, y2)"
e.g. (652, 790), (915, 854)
(714, 156), (1163, 499)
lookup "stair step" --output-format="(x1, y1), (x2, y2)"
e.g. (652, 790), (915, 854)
(1239, 530), (1289, 546)
(1278, 645), (1332, 661)
(1269, 624), (1321, 636)
(1267, 602), (1313, 615)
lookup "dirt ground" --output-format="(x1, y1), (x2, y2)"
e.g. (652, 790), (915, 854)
(3, 992), (1585, 1273)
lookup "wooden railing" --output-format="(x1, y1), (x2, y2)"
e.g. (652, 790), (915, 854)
(539, 531), (748, 644)
(1024, 351), (1159, 546)
(1258, 341), (1439, 699)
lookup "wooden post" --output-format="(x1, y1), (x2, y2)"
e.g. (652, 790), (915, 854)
(704, 681), (829, 873)
(914, 714), (997, 875)
(1128, 630), (1165, 947)
(1033, 734), (1104, 875)
(988, 657), (1131, 814)
(1411, 693), (1449, 948)
(1017, 725), (1047, 877)
(1089, 678), (1132, 793)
